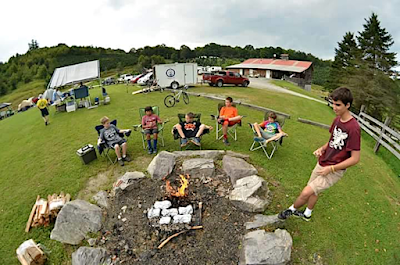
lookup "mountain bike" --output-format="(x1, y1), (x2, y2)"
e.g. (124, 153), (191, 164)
(164, 85), (189, 108)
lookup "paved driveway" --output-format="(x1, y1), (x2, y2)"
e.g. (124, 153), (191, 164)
(248, 78), (326, 104)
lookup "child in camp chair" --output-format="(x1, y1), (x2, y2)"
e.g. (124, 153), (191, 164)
(97, 116), (131, 166)
(142, 106), (162, 154)
(253, 112), (288, 143)
(173, 112), (213, 147)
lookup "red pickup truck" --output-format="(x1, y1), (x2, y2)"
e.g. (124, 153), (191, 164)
(203, 71), (250, 87)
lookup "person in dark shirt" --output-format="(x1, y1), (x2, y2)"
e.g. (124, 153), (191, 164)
(278, 87), (361, 221)
(173, 112), (213, 147)
(98, 116), (131, 166)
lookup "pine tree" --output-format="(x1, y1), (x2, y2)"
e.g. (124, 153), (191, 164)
(326, 32), (360, 90)
(357, 12), (397, 72)
(28, 39), (39, 51)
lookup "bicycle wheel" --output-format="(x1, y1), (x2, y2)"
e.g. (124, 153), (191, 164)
(183, 92), (189, 104)
(164, 94), (176, 108)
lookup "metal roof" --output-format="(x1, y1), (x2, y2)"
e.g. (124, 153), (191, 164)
(226, 58), (312, 73)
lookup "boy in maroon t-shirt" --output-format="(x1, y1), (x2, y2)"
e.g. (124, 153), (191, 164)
(278, 87), (361, 221)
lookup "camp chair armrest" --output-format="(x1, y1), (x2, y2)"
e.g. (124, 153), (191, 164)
(158, 119), (169, 131)
(133, 124), (142, 131)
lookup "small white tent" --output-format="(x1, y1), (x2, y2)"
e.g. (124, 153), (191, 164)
(47, 60), (100, 89)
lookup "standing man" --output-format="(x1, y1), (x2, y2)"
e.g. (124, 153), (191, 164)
(278, 87), (361, 221)
(37, 94), (50, 126)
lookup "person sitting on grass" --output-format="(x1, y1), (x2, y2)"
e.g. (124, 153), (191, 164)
(142, 106), (162, 154)
(173, 112), (213, 147)
(253, 112), (288, 143)
(98, 116), (131, 166)
(218, 97), (243, 145)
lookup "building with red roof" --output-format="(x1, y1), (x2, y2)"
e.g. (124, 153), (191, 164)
(226, 54), (313, 90)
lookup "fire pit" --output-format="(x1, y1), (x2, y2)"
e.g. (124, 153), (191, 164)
(100, 154), (253, 264)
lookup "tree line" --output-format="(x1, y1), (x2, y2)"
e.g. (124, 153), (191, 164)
(0, 42), (330, 97)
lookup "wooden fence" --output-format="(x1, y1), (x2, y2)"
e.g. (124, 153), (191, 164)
(352, 105), (400, 160)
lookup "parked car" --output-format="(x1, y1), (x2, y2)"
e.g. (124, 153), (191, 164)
(117, 74), (133, 83)
(203, 71), (250, 87)
(102, 77), (116, 85)
(137, 72), (153, 86)
(130, 74), (145, 84)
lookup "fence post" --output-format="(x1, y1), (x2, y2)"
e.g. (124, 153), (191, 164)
(373, 117), (391, 153)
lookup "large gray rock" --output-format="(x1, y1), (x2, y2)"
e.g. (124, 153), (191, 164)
(245, 214), (283, 230)
(222, 155), (258, 185)
(72, 247), (111, 265)
(173, 150), (225, 160)
(114, 171), (146, 190)
(50, 200), (102, 245)
(147, 151), (176, 179)
(226, 150), (250, 160)
(229, 175), (271, 212)
(92, 191), (109, 209)
(240, 229), (292, 265)
(182, 158), (215, 178)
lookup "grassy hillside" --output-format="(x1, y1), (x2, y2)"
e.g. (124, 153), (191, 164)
(0, 84), (399, 264)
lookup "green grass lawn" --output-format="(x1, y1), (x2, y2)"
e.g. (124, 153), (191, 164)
(0, 84), (399, 264)
(270, 80), (329, 100)
(0, 80), (46, 109)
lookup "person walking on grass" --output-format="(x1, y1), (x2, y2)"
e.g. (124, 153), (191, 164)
(142, 106), (162, 154)
(37, 94), (50, 126)
(278, 87), (361, 221)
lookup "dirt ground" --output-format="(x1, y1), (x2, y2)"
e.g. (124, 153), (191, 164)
(100, 163), (252, 265)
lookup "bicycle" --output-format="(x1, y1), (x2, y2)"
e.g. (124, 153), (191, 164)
(164, 85), (189, 108)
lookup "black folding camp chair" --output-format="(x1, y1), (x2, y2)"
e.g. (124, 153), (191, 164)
(249, 111), (287, 159)
(172, 113), (210, 150)
(95, 120), (131, 164)
(214, 102), (242, 141)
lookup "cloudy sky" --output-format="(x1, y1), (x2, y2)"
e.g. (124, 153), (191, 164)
(1, 0), (400, 63)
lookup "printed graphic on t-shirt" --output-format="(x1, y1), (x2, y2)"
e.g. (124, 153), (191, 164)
(184, 122), (197, 131)
(104, 128), (117, 141)
(264, 123), (278, 134)
(329, 126), (348, 150)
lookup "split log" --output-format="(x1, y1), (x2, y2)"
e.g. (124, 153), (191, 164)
(157, 226), (203, 249)
(25, 196), (40, 232)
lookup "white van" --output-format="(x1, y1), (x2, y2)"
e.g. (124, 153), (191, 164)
(137, 72), (153, 86)
(154, 63), (197, 89)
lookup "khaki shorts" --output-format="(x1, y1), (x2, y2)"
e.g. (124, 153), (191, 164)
(307, 163), (345, 195)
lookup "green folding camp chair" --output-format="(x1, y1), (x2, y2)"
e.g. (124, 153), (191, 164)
(172, 113), (210, 150)
(133, 106), (168, 150)
(214, 102), (242, 141)
(249, 111), (287, 159)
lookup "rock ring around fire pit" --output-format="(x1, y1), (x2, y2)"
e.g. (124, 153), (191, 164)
(95, 151), (292, 265)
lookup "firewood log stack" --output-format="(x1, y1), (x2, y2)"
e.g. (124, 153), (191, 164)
(16, 239), (46, 265)
(25, 193), (71, 232)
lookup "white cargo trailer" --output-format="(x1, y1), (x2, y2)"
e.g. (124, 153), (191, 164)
(154, 63), (197, 89)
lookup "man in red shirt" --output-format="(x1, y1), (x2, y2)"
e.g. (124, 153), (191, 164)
(278, 87), (361, 221)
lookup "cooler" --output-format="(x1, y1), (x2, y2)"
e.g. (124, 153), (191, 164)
(76, 144), (97, 164)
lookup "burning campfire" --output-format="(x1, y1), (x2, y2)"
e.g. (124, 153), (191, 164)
(165, 174), (190, 198)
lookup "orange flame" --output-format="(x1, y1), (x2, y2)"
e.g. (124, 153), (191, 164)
(166, 174), (189, 197)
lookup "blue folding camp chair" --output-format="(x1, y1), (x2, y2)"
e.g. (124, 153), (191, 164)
(95, 120), (131, 164)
